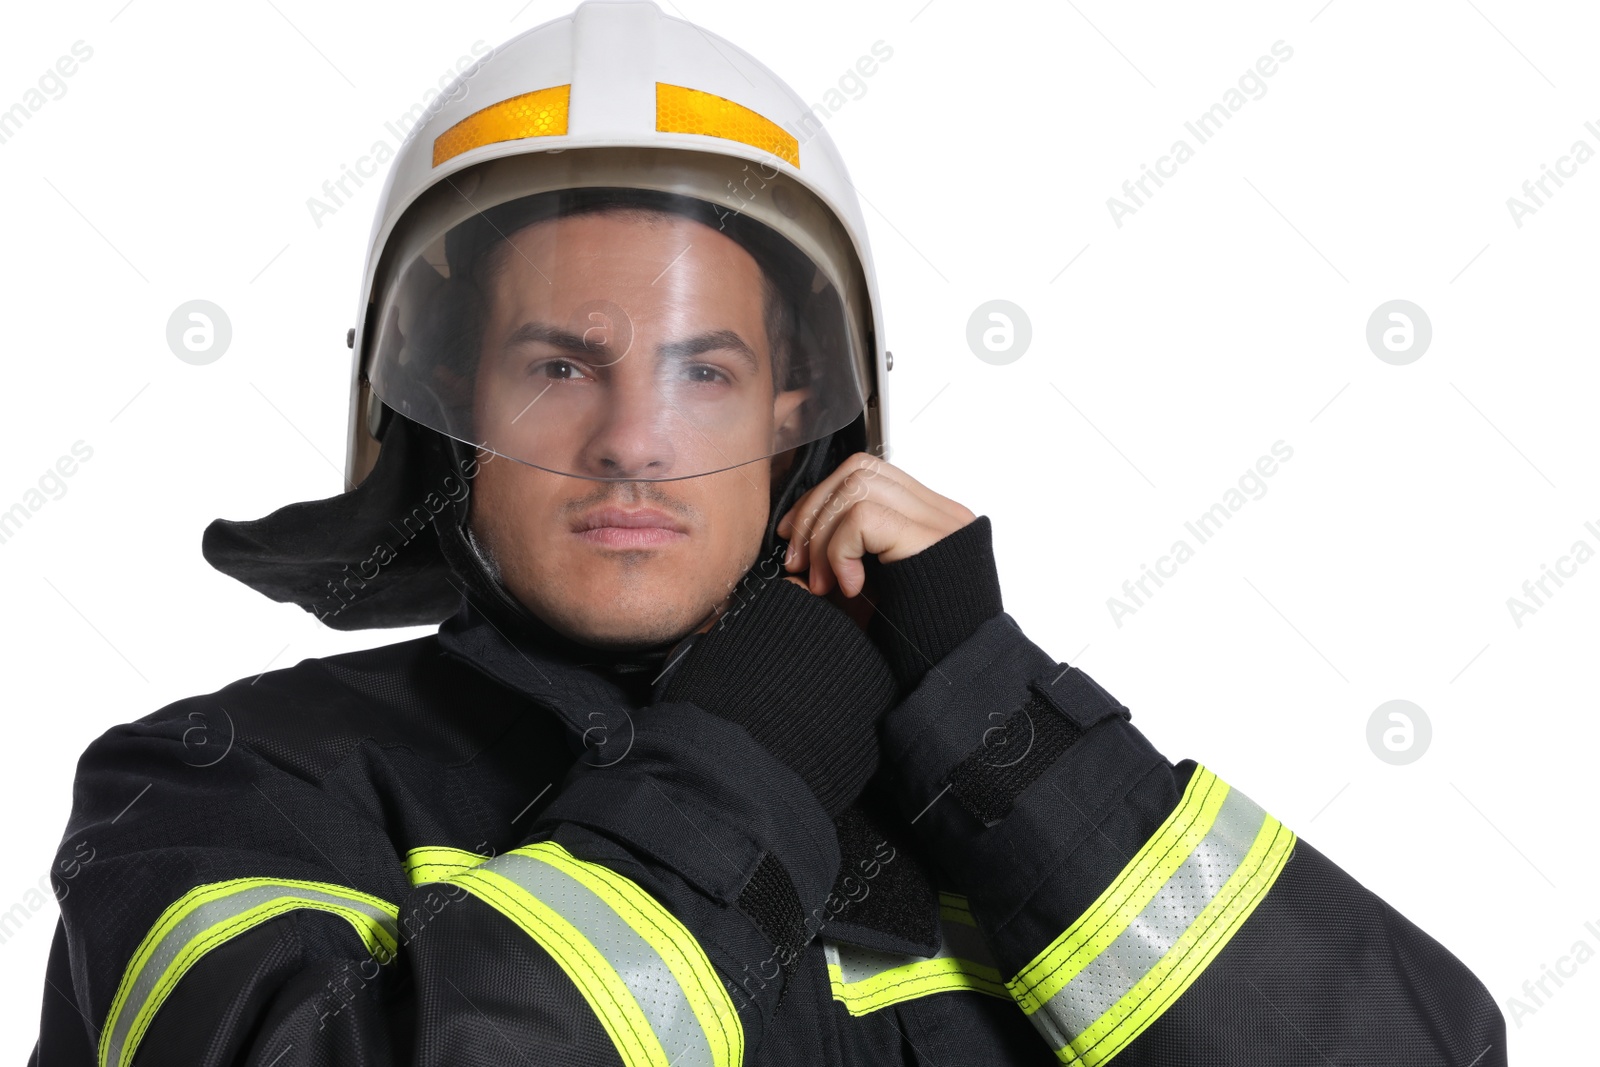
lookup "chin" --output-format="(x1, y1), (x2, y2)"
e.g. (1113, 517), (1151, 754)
(534, 579), (712, 651)
(559, 613), (700, 651)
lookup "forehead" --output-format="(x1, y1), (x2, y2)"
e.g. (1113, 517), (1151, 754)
(484, 209), (767, 298)
(474, 207), (777, 376)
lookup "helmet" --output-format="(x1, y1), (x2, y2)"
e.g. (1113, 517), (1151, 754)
(346, 0), (889, 485)
(205, 0), (890, 630)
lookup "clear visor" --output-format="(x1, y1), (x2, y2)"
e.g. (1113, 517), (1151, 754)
(364, 148), (872, 481)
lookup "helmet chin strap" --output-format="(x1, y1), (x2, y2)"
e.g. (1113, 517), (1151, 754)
(762, 432), (834, 561)
(432, 436), (564, 646)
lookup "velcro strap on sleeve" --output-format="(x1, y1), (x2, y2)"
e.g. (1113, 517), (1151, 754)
(943, 668), (1132, 827)
(1033, 667), (1131, 734)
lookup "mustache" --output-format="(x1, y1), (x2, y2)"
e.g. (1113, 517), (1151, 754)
(564, 481), (699, 522)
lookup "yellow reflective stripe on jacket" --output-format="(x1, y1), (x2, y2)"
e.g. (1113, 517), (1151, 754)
(938, 890), (975, 926)
(824, 894), (1009, 1015)
(403, 844), (490, 885)
(450, 840), (743, 1067)
(98, 878), (400, 1067)
(1007, 765), (1296, 1066)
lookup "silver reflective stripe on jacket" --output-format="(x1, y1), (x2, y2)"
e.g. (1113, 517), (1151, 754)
(101, 878), (400, 1067)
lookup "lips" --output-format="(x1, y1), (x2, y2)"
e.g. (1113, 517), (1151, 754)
(572, 506), (688, 549)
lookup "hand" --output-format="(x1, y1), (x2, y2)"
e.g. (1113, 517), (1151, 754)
(775, 453), (977, 599)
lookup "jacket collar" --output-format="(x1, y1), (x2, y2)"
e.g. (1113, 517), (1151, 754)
(436, 591), (654, 742)
(435, 593), (945, 957)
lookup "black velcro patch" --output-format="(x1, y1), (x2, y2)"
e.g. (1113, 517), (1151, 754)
(946, 690), (1084, 826)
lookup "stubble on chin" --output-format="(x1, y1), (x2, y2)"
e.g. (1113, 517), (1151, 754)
(524, 554), (722, 649)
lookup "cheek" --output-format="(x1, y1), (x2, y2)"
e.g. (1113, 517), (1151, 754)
(468, 459), (507, 528)
(702, 470), (771, 554)
(471, 461), (554, 549)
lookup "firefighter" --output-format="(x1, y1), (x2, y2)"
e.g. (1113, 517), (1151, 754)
(29, 2), (1505, 1064)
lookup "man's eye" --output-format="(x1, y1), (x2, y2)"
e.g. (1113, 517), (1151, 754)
(685, 364), (730, 384)
(533, 359), (585, 380)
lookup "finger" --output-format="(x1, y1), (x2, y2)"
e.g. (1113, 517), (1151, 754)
(810, 497), (912, 597)
(842, 459), (973, 529)
(789, 465), (955, 574)
(777, 452), (883, 545)
(778, 453), (974, 565)
(823, 500), (917, 598)
(781, 454), (932, 573)
(813, 454), (971, 529)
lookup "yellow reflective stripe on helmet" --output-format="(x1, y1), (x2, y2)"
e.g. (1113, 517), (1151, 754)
(403, 845), (490, 885)
(98, 878), (400, 1067)
(1006, 766), (1296, 1066)
(824, 908), (1010, 1015)
(451, 840), (742, 1067)
(432, 84), (571, 167)
(656, 82), (799, 167)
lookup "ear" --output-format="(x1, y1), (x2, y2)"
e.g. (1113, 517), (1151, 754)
(771, 386), (811, 449)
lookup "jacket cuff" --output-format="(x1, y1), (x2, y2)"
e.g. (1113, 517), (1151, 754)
(863, 515), (1004, 690)
(877, 612), (1182, 963)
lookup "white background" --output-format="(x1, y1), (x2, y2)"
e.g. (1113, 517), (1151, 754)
(2, 0), (1595, 1061)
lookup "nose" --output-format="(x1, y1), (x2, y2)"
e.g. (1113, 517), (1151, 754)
(576, 364), (678, 479)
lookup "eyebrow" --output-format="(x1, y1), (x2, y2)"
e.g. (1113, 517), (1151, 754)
(503, 321), (760, 373)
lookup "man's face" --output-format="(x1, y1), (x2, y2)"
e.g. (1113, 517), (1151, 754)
(467, 209), (806, 648)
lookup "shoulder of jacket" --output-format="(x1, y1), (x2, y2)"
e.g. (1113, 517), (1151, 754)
(109, 632), (542, 782)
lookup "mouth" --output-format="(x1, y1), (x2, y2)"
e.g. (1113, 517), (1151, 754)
(571, 506), (690, 549)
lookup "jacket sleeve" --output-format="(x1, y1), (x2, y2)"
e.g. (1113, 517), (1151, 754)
(876, 611), (1507, 1067)
(31, 694), (841, 1067)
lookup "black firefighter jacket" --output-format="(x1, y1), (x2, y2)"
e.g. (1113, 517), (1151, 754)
(30, 592), (1506, 1066)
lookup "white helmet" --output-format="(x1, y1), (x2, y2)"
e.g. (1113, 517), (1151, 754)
(344, 0), (889, 487)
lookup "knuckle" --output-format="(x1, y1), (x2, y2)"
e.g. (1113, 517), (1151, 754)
(864, 500), (897, 525)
